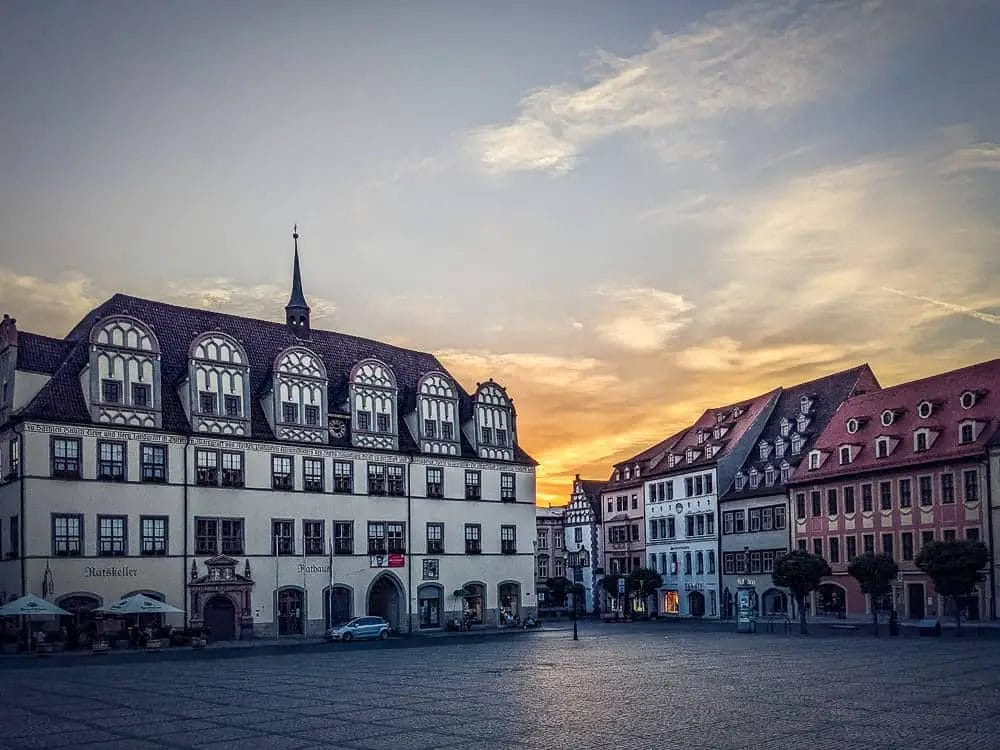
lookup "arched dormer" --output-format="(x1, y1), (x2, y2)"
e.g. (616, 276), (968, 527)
(188, 332), (251, 436)
(417, 371), (459, 456)
(350, 358), (398, 450)
(272, 346), (327, 443)
(474, 380), (515, 461)
(88, 315), (162, 428)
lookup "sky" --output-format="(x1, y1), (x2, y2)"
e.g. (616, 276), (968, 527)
(2, 1), (999, 505)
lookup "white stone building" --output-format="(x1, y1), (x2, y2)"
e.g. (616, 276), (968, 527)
(562, 475), (603, 614)
(0, 232), (537, 639)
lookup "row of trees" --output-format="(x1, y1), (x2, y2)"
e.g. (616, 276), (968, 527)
(773, 539), (989, 635)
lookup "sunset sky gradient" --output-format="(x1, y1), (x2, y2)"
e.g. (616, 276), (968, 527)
(2, 1), (998, 504)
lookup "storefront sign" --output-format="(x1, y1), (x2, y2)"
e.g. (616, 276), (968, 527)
(84, 566), (138, 578)
(684, 582), (705, 591)
(736, 577), (756, 586)
(370, 553), (405, 568)
(297, 563), (331, 575)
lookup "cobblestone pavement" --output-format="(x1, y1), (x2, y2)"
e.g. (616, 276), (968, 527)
(2, 624), (998, 749)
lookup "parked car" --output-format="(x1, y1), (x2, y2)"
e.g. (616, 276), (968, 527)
(325, 616), (390, 642)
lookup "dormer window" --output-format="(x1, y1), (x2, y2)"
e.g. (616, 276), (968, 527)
(790, 434), (804, 455)
(917, 400), (934, 419)
(759, 441), (771, 460)
(764, 466), (776, 486)
(189, 331), (251, 435)
(667, 455), (678, 469)
(774, 437), (787, 458)
(634, 465), (641, 478)
(102, 379), (122, 404)
(350, 358), (397, 450)
(305, 405), (320, 426)
(716, 412), (726, 424)
(224, 395), (241, 417)
(959, 422), (976, 444)
(735, 472), (746, 491)
(614, 470), (620, 482)
(796, 414), (811, 433)
(89, 315), (162, 429)
(713, 425), (728, 440)
(697, 430), (707, 445)
(808, 451), (821, 470)
(780, 461), (791, 483)
(839, 446), (852, 465)
(281, 402), (298, 423)
(200, 392), (218, 415)
(705, 445), (717, 459)
(132, 383), (151, 407)
(686, 448), (699, 463)
(875, 437), (890, 458)
(732, 406), (744, 419)
(960, 390), (977, 409)
(846, 417), (860, 434)
(779, 417), (791, 437)
(417, 371), (460, 456)
(800, 396), (813, 414)
(880, 409), (896, 427)
(624, 466), (631, 480)
(474, 380), (515, 460)
(914, 429), (929, 452)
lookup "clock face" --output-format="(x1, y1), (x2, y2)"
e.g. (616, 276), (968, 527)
(329, 420), (346, 438)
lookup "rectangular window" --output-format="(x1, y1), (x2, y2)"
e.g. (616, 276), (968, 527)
(915, 432), (927, 451)
(357, 411), (371, 431)
(733, 511), (746, 534)
(862, 484), (873, 512)
(748, 508), (761, 532)
(879, 482), (892, 510)
(465, 470), (481, 500)
(943, 529), (956, 541)
(376, 412), (391, 433)
(496, 428), (508, 447)
(224, 394), (241, 417)
(797, 540), (807, 552)
(919, 476), (933, 507)
(748, 551), (761, 574)
(649, 519), (658, 540)
(761, 550), (775, 573)
(696, 514), (706, 536)
(221, 451), (244, 487)
(426, 467), (443, 498)
(705, 474), (713, 493)
(140, 443), (167, 483)
(386, 464), (405, 496)
(195, 518), (218, 555)
(465, 524), (482, 554)
(630, 523), (639, 541)
(8, 438), (19, 478)
(964, 470), (979, 502)
(501, 472), (516, 502)
(723, 553), (736, 575)
(501, 524), (517, 554)
(575, 527), (583, 543)
(52, 437), (82, 479)
(52, 514), (83, 557)
(199, 391), (217, 415)
(102, 378), (122, 403)
(334, 461), (353, 493)
(427, 522), (444, 554)
(773, 505), (786, 530)
(827, 489), (838, 516)
(846, 536), (857, 560)
(922, 530), (934, 547)
(811, 491), (821, 517)
(795, 493), (806, 520)
(272, 520), (295, 555)
(98, 515), (127, 556)
(304, 520), (324, 555)
(667, 517), (676, 538)
(761, 507), (773, 531)
(304, 405), (320, 426)
(97, 440), (126, 481)
(140, 516), (167, 556)
(863, 534), (874, 554)
(131, 382), (150, 407)
(367, 464), (386, 495)
(441, 421), (454, 440)
(221, 518), (244, 554)
(303, 458), (324, 492)
(901, 531), (913, 561)
(334, 522), (353, 554)
(195, 449), (218, 486)
(735, 552), (746, 574)
(538, 530), (549, 548)
(271, 455), (293, 490)
(686, 515), (695, 537)
(685, 478), (693, 497)
(480, 426), (496, 446)
(899, 479), (912, 508)
(281, 402), (298, 423)
(829, 537), (840, 564)
(844, 486), (855, 514)
(882, 533), (893, 559)
(940, 473), (954, 504)
(368, 522), (386, 554)
(423, 419), (437, 438)
(966, 528), (980, 541)
(695, 476), (704, 495)
(813, 538), (823, 557)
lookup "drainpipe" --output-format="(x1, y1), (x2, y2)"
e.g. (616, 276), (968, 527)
(17, 426), (25, 596)
(406, 454), (414, 634)
(986, 455), (996, 621)
(183, 435), (190, 629)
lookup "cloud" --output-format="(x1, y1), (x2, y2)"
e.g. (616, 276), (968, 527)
(594, 285), (693, 352)
(943, 142), (1000, 174)
(437, 349), (619, 393)
(676, 336), (861, 373)
(0, 268), (100, 334)
(468, 1), (920, 174)
(163, 279), (337, 323)
(881, 287), (1000, 326)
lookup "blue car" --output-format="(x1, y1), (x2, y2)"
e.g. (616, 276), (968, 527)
(325, 616), (390, 642)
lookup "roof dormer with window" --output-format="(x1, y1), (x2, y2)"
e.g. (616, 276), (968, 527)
(187, 332), (251, 436)
(778, 417), (791, 437)
(790, 433), (805, 455)
(912, 427), (938, 453)
(685, 447), (700, 463)
(779, 460), (792, 483)
(874, 435), (898, 459)
(667, 454), (679, 469)
(764, 465), (776, 486)
(748, 467), (760, 489)
(713, 424), (729, 440)
(774, 436), (787, 458)
(87, 315), (162, 428)
(807, 449), (826, 470)
(758, 440), (772, 461)
(880, 408), (905, 427)
(800, 395), (814, 414)
(796, 413), (811, 433)
(270, 346), (328, 444)
(417, 371), (460, 456)
(474, 379), (515, 461)
(958, 419), (982, 445)
(350, 358), (397, 450)
(734, 471), (746, 491)
(838, 444), (857, 465)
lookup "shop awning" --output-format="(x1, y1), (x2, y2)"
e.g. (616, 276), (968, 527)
(0, 594), (70, 617)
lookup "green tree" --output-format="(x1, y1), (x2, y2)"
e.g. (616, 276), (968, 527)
(628, 567), (663, 613)
(772, 550), (832, 635)
(543, 577), (571, 608)
(847, 553), (899, 637)
(599, 574), (625, 615)
(915, 540), (989, 634)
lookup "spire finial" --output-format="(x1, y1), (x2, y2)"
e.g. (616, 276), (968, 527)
(286, 225), (311, 338)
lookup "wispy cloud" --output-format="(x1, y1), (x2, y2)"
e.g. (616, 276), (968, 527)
(594, 285), (693, 352)
(943, 142), (1000, 174)
(163, 279), (338, 323)
(676, 336), (860, 373)
(881, 287), (1000, 326)
(0, 268), (100, 334)
(468, 1), (922, 174)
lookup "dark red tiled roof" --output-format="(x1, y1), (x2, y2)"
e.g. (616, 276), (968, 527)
(15, 332), (72, 374)
(723, 364), (879, 500)
(14, 294), (536, 464)
(791, 359), (1000, 482)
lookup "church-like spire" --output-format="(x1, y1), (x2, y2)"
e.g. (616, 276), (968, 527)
(285, 224), (311, 338)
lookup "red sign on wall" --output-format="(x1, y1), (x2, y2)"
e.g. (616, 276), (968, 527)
(370, 554), (406, 568)
(387, 553), (405, 568)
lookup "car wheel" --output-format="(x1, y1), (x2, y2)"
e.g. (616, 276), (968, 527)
(379, 629), (388, 640)
(342, 632), (353, 642)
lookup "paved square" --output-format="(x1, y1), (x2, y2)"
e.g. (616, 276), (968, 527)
(1, 625), (999, 749)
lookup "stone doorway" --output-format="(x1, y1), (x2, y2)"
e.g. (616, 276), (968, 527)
(203, 595), (236, 641)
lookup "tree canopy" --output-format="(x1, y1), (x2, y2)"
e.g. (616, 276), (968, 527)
(543, 577), (572, 607)
(916, 540), (989, 632)
(847, 552), (898, 636)
(627, 567), (663, 599)
(772, 550), (832, 635)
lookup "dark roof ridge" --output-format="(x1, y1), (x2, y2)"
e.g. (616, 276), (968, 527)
(853, 358), (1000, 398)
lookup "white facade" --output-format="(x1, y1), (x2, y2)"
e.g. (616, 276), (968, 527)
(562, 477), (602, 613)
(645, 467), (720, 618)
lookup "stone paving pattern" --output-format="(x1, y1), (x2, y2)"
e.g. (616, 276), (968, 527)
(2, 623), (999, 749)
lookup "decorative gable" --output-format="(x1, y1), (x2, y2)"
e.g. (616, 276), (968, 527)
(88, 315), (162, 429)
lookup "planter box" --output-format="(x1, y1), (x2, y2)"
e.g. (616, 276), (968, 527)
(92, 642), (110, 655)
(145, 639), (162, 650)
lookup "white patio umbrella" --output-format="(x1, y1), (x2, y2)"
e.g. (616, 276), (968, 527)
(99, 593), (183, 616)
(0, 594), (70, 654)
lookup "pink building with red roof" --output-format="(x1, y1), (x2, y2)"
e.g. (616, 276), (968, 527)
(790, 359), (1000, 622)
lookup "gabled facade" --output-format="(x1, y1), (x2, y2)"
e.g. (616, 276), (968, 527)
(789, 360), (1000, 622)
(535, 507), (566, 609)
(0, 231), (537, 639)
(719, 365), (880, 619)
(563, 475), (604, 614)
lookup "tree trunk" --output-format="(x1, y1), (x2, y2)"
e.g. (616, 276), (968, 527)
(798, 595), (808, 635)
(955, 596), (963, 637)
(871, 597), (879, 637)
